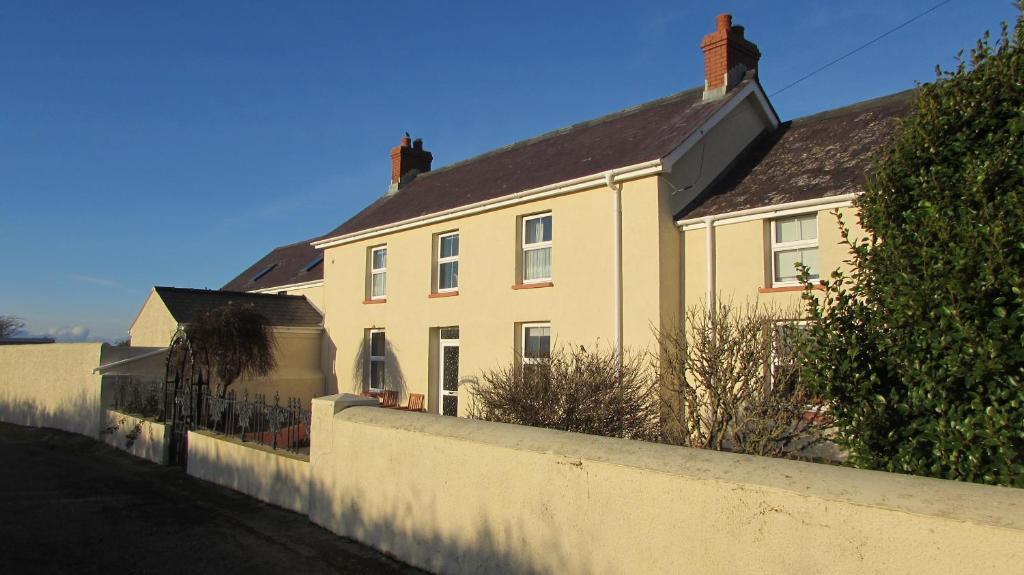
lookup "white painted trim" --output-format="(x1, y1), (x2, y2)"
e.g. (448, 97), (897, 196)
(521, 322), (551, 366)
(368, 329), (385, 392)
(661, 81), (777, 172)
(369, 245), (387, 300)
(436, 231), (460, 292)
(94, 347), (169, 373)
(521, 213), (553, 284)
(770, 213), (820, 287)
(250, 279), (324, 294)
(312, 162), (663, 250)
(678, 194), (859, 230)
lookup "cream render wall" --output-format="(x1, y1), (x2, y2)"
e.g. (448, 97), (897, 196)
(308, 397), (1024, 575)
(682, 205), (864, 315)
(128, 290), (178, 348)
(230, 329), (324, 406)
(187, 430), (309, 514)
(323, 176), (670, 414)
(0, 343), (105, 438)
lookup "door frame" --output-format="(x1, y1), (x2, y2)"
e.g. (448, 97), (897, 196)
(438, 331), (459, 416)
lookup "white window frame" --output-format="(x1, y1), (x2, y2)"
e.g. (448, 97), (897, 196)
(521, 322), (551, 368)
(770, 213), (818, 287)
(436, 232), (459, 293)
(521, 213), (552, 284)
(368, 329), (385, 392)
(370, 245), (387, 300)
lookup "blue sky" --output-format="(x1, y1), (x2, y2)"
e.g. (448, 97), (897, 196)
(1, 1), (1018, 341)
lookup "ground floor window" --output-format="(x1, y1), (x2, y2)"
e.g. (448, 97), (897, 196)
(521, 323), (551, 380)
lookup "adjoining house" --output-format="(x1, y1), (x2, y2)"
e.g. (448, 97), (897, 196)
(131, 13), (913, 418)
(127, 286), (325, 404)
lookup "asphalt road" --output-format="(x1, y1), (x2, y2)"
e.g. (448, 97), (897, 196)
(0, 422), (425, 575)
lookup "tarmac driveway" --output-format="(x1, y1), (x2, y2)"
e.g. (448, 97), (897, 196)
(0, 422), (424, 574)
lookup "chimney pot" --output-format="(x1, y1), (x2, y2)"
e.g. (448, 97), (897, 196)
(701, 13), (760, 101)
(389, 134), (433, 189)
(716, 13), (732, 32)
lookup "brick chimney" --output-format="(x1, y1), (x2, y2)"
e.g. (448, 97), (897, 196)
(701, 13), (761, 101)
(389, 133), (433, 192)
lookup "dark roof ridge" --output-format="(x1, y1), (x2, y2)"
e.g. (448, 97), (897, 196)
(408, 84), (707, 183)
(155, 286), (308, 299)
(790, 88), (917, 126)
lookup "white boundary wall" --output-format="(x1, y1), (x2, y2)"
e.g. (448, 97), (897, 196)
(307, 394), (1024, 575)
(187, 430), (310, 514)
(0, 343), (105, 438)
(102, 410), (171, 465)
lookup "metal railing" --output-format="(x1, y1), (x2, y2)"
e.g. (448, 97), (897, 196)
(107, 375), (311, 454)
(197, 388), (311, 453)
(108, 375), (168, 419)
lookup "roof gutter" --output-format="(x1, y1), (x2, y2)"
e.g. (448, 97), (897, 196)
(676, 193), (860, 230)
(312, 160), (664, 250)
(250, 279), (324, 294)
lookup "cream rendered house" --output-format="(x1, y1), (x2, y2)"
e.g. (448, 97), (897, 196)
(217, 14), (910, 417)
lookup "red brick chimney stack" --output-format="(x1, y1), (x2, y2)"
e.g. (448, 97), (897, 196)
(701, 13), (761, 101)
(389, 132), (433, 191)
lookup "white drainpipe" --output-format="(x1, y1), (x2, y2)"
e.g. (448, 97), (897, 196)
(704, 215), (716, 311)
(606, 172), (624, 374)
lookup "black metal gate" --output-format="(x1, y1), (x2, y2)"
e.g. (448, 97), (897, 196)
(163, 334), (208, 467)
(167, 376), (206, 466)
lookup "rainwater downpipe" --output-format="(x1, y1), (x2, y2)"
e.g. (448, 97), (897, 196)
(606, 172), (624, 376)
(704, 215), (716, 311)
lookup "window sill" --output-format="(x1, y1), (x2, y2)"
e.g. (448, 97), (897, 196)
(512, 281), (554, 290)
(758, 283), (823, 294)
(428, 291), (459, 299)
(362, 298), (387, 304)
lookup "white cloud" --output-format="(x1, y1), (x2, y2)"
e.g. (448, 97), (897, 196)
(70, 274), (123, 289)
(46, 325), (92, 342)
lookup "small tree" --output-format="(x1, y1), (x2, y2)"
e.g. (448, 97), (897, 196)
(171, 303), (277, 397)
(800, 8), (1024, 486)
(467, 344), (661, 441)
(0, 315), (25, 338)
(655, 300), (825, 458)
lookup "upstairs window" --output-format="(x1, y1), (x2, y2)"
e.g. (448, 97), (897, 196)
(437, 232), (459, 292)
(522, 214), (552, 283)
(370, 246), (387, 299)
(771, 214), (818, 286)
(368, 329), (385, 391)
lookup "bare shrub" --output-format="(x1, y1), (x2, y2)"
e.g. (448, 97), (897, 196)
(655, 299), (825, 458)
(467, 344), (661, 441)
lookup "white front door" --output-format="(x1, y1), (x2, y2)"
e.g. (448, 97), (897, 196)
(439, 327), (459, 416)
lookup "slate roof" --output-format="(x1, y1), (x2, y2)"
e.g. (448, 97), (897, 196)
(154, 287), (323, 327)
(679, 89), (914, 219)
(324, 81), (755, 239)
(221, 237), (324, 292)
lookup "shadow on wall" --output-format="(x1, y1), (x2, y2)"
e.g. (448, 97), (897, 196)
(323, 335), (338, 396)
(0, 389), (101, 439)
(309, 476), (584, 575)
(350, 338), (407, 400)
(186, 434), (309, 514)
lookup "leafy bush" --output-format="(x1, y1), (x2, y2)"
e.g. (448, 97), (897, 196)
(467, 345), (661, 441)
(800, 9), (1024, 486)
